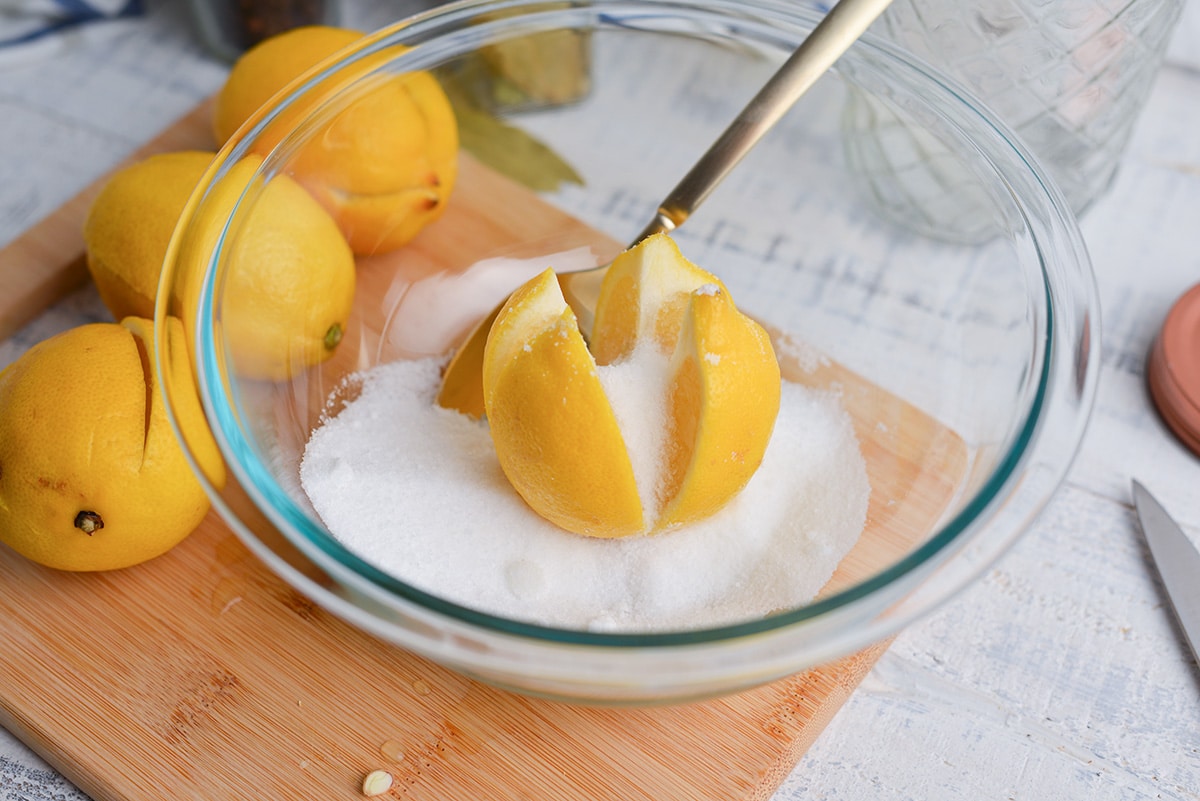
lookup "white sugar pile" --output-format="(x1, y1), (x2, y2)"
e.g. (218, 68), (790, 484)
(299, 351), (870, 633)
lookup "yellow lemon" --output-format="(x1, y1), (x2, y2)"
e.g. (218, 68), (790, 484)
(177, 153), (357, 380)
(212, 26), (364, 143)
(592, 233), (779, 528)
(213, 25), (458, 255)
(0, 317), (224, 572)
(481, 234), (780, 537)
(483, 268), (644, 538)
(590, 233), (728, 364)
(83, 149), (355, 381)
(83, 151), (214, 321)
(656, 283), (781, 528)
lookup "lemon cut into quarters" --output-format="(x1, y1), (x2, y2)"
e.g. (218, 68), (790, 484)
(482, 233), (781, 538)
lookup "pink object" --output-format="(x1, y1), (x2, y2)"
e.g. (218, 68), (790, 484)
(1148, 283), (1200, 457)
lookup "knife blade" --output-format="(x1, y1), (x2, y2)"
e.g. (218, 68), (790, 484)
(1132, 479), (1200, 665)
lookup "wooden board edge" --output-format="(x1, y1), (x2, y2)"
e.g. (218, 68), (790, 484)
(750, 638), (893, 801)
(0, 98), (216, 342)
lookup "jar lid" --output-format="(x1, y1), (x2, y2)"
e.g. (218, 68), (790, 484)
(1148, 283), (1200, 457)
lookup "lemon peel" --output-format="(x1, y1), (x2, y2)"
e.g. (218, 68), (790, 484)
(0, 317), (223, 571)
(483, 268), (644, 538)
(480, 234), (781, 538)
(213, 25), (458, 255)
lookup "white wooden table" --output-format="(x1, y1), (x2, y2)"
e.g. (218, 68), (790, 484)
(2, 1), (1199, 798)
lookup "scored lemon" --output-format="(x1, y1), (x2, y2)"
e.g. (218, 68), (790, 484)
(0, 317), (224, 572)
(212, 26), (363, 143)
(483, 268), (644, 538)
(481, 234), (781, 537)
(213, 25), (458, 255)
(176, 153), (357, 381)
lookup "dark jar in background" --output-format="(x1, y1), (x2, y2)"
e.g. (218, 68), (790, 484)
(187, 0), (342, 61)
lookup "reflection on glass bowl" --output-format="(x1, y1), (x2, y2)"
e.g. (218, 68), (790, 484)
(157, 0), (1099, 704)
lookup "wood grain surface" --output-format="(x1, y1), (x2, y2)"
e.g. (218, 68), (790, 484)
(0, 99), (966, 800)
(0, 520), (897, 801)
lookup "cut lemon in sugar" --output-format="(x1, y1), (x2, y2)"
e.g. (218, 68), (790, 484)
(657, 281), (781, 528)
(481, 234), (781, 537)
(590, 233), (729, 364)
(483, 268), (645, 538)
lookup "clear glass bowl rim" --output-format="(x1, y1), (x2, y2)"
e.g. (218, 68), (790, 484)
(159, 0), (1099, 654)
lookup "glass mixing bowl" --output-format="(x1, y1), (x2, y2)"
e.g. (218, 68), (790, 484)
(157, 0), (1100, 704)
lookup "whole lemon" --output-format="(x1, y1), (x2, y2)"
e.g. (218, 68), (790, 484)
(212, 26), (363, 144)
(213, 25), (458, 255)
(83, 149), (356, 381)
(83, 151), (214, 321)
(0, 317), (224, 571)
(176, 153), (357, 380)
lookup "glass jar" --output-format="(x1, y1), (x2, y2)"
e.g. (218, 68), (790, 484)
(843, 0), (1184, 240)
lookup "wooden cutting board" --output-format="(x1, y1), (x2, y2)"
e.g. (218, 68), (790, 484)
(0, 100), (967, 800)
(0, 101), (219, 343)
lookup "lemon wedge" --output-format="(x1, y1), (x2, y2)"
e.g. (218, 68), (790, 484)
(657, 281), (781, 528)
(483, 268), (645, 538)
(591, 233), (728, 363)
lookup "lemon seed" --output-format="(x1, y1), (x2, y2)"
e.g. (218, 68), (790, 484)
(362, 769), (393, 796)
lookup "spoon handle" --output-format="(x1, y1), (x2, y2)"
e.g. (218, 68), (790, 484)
(634, 0), (894, 243)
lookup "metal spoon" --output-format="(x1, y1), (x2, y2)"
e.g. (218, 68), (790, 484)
(437, 0), (893, 417)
